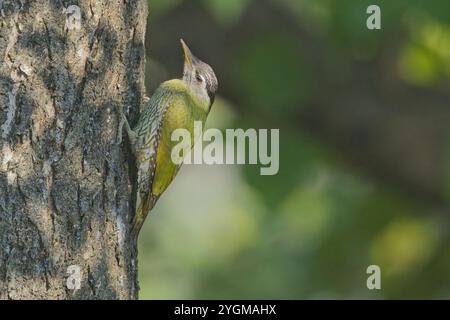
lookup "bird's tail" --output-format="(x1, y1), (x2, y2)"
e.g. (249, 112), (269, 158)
(130, 193), (156, 245)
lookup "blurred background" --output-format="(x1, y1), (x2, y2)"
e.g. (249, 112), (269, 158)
(137, 0), (450, 299)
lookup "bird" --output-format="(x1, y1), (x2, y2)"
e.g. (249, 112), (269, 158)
(117, 39), (218, 243)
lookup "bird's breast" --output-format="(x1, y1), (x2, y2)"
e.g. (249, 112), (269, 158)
(151, 95), (206, 197)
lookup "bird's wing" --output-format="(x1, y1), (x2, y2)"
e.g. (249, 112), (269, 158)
(131, 89), (173, 235)
(131, 90), (179, 241)
(135, 89), (173, 200)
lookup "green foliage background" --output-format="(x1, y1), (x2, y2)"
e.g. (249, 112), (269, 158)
(138, 0), (450, 299)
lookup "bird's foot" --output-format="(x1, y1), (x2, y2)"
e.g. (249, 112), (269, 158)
(116, 107), (137, 146)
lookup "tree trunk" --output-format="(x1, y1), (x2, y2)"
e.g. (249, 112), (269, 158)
(0, 0), (147, 299)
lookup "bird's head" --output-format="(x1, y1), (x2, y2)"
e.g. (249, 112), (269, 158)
(180, 39), (218, 109)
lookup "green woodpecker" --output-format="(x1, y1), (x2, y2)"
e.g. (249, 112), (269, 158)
(118, 39), (218, 241)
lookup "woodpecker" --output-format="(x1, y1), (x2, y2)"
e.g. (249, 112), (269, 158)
(118, 39), (218, 242)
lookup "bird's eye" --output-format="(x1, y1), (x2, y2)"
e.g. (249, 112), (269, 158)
(195, 73), (204, 83)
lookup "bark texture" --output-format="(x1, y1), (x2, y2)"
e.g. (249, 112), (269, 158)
(0, 0), (147, 299)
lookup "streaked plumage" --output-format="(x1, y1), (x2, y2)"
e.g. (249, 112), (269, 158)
(118, 40), (218, 242)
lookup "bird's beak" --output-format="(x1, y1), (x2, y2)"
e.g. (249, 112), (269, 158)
(180, 39), (193, 68)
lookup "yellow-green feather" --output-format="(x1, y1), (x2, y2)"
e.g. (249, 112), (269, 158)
(131, 79), (210, 238)
(152, 81), (208, 196)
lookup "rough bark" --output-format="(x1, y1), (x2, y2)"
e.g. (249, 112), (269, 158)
(0, 0), (147, 299)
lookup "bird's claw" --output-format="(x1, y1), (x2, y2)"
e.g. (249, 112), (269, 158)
(116, 107), (137, 147)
